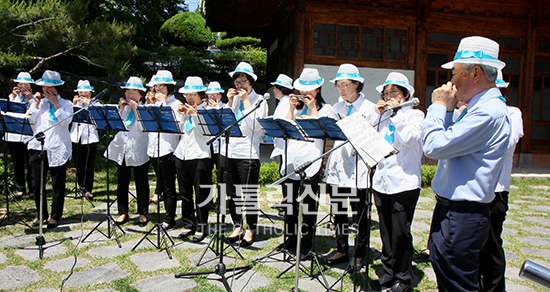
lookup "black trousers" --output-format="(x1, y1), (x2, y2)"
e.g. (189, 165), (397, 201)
(429, 202), (490, 292)
(223, 157), (260, 231)
(116, 160), (150, 216)
(72, 142), (97, 193)
(331, 186), (370, 258)
(29, 149), (67, 221)
(374, 189), (420, 285)
(7, 141), (32, 194)
(150, 154), (177, 224)
(283, 171), (320, 252)
(175, 157), (211, 232)
(479, 192), (508, 292)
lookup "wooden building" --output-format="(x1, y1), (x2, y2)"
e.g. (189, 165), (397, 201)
(205, 0), (550, 168)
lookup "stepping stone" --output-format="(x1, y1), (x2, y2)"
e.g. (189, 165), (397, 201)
(44, 257), (90, 271)
(520, 217), (550, 226)
(503, 239), (512, 246)
(33, 289), (58, 292)
(293, 275), (338, 292)
(505, 250), (517, 261)
(131, 274), (196, 292)
(15, 240), (66, 260)
(514, 200), (534, 204)
(508, 204), (520, 210)
(91, 289), (120, 292)
(87, 239), (154, 258)
(65, 229), (118, 246)
(423, 266), (437, 284)
(0, 233), (38, 248)
(61, 262), (130, 287)
(207, 269), (270, 292)
(505, 281), (533, 292)
(412, 221), (430, 232)
(417, 197), (434, 204)
(0, 265), (41, 289)
(130, 251), (180, 272)
(528, 205), (550, 212)
(520, 247), (550, 260)
(502, 228), (517, 236)
(414, 210), (433, 219)
(517, 237), (550, 246)
(505, 266), (522, 281)
(0, 253), (6, 264)
(531, 185), (550, 191)
(523, 196), (550, 201)
(505, 219), (520, 225)
(188, 251), (241, 269)
(510, 185), (520, 190)
(524, 227), (550, 236)
(173, 239), (211, 250)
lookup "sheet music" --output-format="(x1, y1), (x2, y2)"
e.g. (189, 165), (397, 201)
(336, 113), (396, 168)
(0, 112), (35, 135)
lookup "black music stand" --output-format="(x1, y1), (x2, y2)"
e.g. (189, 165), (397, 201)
(67, 105), (95, 207)
(253, 117), (313, 276)
(191, 107), (246, 266)
(0, 111), (33, 227)
(176, 106), (260, 292)
(81, 104), (127, 247)
(131, 105), (178, 258)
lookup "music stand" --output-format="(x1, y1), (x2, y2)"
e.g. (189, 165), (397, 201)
(191, 107), (246, 266)
(66, 105), (95, 207)
(131, 105), (179, 258)
(81, 104), (127, 247)
(0, 111), (33, 227)
(253, 117), (313, 275)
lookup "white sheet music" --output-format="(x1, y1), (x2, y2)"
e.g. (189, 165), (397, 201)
(336, 113), (396, 168)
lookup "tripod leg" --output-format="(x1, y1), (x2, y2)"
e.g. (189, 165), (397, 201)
(107, 217), (122, 248)
(219, 272), (233, 292)
(160, 225), (173, 259)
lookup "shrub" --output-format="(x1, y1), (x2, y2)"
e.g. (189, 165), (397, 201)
(421, 164), (437, 187)
(216, 36), (261, 50)
(159, 12), (214, 49)
(259, 161), (280, 186)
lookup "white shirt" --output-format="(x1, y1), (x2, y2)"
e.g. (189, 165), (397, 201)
(146, 95), (182, 157)
(173, 103), (211, 160)
(324, 94), (377, 188)
(372, 107), (424, 194)
(4, 92), (32, 142)
(270, 95), (291, 159)
(104, 104), (149, 167)
(281, 103), (333, 180)
(495, 106), (523, 192)
(70, 101), (100, 144)
(220, 89), (268, 159)
(26, 96), (73, 167)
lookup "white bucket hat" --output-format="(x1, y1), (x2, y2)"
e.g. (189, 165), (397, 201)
(441, 36), (506, 70)
(495, 70), (509, 88)
(229, 61), (257, 81)
(149, 70), (177, 85)
(35, 70), (65, 86)
(74, 80), (94, 92)
(376, 72), (415, 97)
(120, 76), (146, 91)
(206, 81), (224, 94)
(270, 74), (294, 89)
(179, 76), (206, 94)
(293, 68), (324, 91)
(146, 75), (156, 87)
(13, 72), (34, 84)
(330, 64), (364, 83)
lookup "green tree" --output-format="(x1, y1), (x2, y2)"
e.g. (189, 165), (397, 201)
(0, 0), (136, 82)
(159, 12), (214, 50)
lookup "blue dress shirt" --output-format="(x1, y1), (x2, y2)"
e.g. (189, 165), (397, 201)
(422, 87), (510, 203)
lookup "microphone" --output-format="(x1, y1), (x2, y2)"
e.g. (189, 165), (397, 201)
(253, 92), (270, 107)
(262, 92), (270, 101)
(91, 88), (109, 102)
(383, 97), (419, 112)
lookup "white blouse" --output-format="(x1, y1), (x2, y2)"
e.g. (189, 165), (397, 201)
(173, 103), (211, 160)
(70, 101), (100, 144)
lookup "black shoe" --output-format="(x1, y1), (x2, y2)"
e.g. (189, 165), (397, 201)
(276, 240), (296, 251)
(179, 228), (195, 238)
(32, 220), (46, 228)
(192, 232), (207, 242)
(47, 220), (58, 229)
(390, 282), (411, 292)
(226, 231), (244, 243)
(370, 277), (394, 291)
(239, 236), (255, 247)
(324, 253), (349, 266)
(138, 219), (148, 227)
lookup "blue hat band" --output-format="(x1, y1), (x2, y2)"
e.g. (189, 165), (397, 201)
(495, 79), (507, 84)
(41, 78), (63, 85)
(235, 67), (253, 74)
(454, 50), (499, 61)
(206, 88), (223, 92)
(77, 86), (94, 90)
(184, 85), (205, 90)
(383, 80), (406, 85)
(336, 72), (362, 79)
(299, 78), (323, 86)
(274, 80), (291, 87)
(153, 77), (175, 83)
(125, 83), (145, 89)
(15, 77), (34, 82)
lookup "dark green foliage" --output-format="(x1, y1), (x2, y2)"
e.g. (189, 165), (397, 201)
(159, 12), (214, 49)
(259, 162), (280, 186)
(216, 36), (261, 50)
(421, 164), (437, 187)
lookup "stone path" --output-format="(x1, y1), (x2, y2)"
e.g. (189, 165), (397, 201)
(0, 181), (549, 291)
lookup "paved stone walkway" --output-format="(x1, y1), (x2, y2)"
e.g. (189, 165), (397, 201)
(0, 178), (549, 291)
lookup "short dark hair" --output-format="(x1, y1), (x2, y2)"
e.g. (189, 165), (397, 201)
(122, 88), (146, 103)
(275, 84), (293, 96)
(295, 87), (326, 111)
(381, 84), (410, 100)
(165, 84), (176, 95)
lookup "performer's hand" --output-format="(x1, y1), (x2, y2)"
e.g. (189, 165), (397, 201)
(177, 103), (187, 115)
(302, 94), (315, 109)
(118, 97), (127, 110)
(73, 95), (80, 105)
(289, 94), (299, 108)
(127, 99), (138, 110)
(238, 88), (249, 103)
(375, 100), (386, 115)
(227, 88), (237, 105)
(183, 103), (197, 115)
(208, 98), (219, 107)
(12, 86), (20, 96)
(32, 92), (42, 108)
(19, 86), (32, 99)
(145, 90), (156, 104)
(432, 82), (458, 112)
(43, 89), (60, 109)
